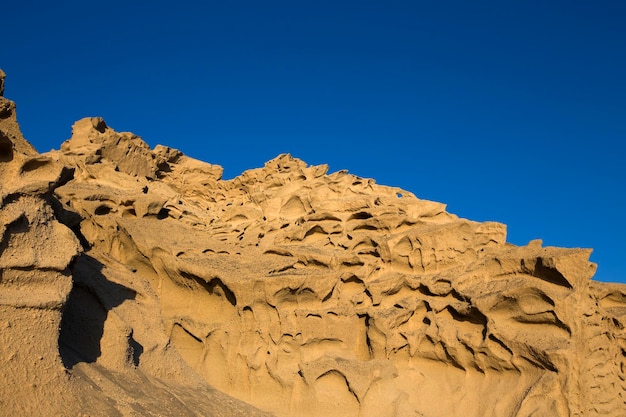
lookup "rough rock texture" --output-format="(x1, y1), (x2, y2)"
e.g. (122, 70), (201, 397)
(0, 72), (273, 417)
(1, 69), (625, 416)
(0, 69), (5, 96)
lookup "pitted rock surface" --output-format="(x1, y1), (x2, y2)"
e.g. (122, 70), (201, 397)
(1, 68), (625, 417)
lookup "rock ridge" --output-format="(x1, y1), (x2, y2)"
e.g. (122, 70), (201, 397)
(0, 69), (625, 417)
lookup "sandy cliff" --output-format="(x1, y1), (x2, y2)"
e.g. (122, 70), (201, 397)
(1, 69), (625, 416)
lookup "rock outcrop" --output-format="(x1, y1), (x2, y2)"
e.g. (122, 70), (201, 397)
(0, 69), (5, 96)
(1, 69), (625, 416)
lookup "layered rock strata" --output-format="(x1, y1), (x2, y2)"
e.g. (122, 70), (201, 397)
(1, 69), (625, 416)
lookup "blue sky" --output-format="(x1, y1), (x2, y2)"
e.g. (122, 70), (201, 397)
(2, 1), (624, 282)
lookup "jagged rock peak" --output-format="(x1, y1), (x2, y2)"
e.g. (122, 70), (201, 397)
(0, 70), (43, 165)
(58, 116), (224, 182)
(0, 68), (16, 119)
(0, 68), (6, 96)
(0, 70), (50, 195)
(60, 116), (160, 179)
(265, 153), (309, 172)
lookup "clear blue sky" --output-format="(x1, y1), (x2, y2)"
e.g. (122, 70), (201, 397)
(2, 1), (624, 282)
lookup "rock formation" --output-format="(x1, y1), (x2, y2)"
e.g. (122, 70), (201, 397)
(0, 69), (5, 96)
(1, 69), (625, 416)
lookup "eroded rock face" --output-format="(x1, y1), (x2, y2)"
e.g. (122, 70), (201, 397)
(0, 71), (273, 417)
(1, 68), (625, 416)
(0, 71), (83, 416)
(0, 69), (5, 96)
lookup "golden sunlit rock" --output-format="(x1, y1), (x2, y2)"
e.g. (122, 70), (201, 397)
(1, 69), (624, 417)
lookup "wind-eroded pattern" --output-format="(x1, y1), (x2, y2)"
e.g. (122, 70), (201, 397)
(43, 117), (626, 417)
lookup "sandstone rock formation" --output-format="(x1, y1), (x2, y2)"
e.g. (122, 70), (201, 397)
(1, 69), (625, 416)
(0, 69), (5, 96)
